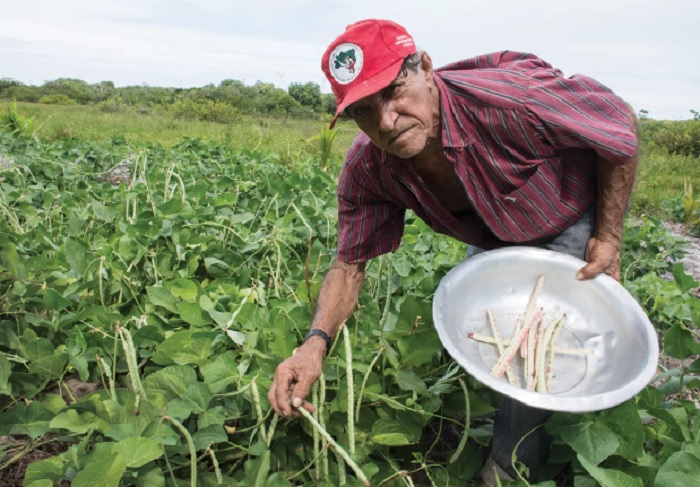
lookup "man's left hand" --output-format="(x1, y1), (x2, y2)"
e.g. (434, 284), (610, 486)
(576, 236), (621, 281)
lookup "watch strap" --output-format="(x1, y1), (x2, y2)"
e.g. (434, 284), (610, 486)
(303, 329), (332, 355)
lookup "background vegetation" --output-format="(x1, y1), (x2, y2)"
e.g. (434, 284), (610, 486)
(0, 84), (699, 487)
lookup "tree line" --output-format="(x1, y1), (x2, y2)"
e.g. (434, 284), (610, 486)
(0, 77), (336, 122)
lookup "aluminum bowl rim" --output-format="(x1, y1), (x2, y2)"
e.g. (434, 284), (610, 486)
(433, 247), (660, 413)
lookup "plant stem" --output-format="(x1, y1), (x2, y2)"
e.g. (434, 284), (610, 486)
(341, 323), (356, 455)
(296, 406), (370, 487)
(164, 415), (197, 487)
(449, 377), (471, 464)
(319, 371), (329, 479)
(333, 447), (347, 486)
(117, 325), (145, 413)
(250, 378), (268, 443)
(312, 381), (320, 480)
(206, 443), (223, 484)
(356, 347), (384, 423)
(96, 354), (117, 401)
(265, 414), (278, 447)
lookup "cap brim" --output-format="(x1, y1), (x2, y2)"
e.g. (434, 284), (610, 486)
(329, 58), (406, 129)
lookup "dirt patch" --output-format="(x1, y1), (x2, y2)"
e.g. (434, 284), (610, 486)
(663, 222), (700, 287)
(0, 434), (72, 487)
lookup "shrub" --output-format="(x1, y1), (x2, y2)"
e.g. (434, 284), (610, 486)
(0, 102), (35, 136)
(641, 118), (700, 157)
(38, 93), (77, 105)
(164, 98), (240, 123)
(98, 96), (128, 113)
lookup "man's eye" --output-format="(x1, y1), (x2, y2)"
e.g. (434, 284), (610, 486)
(352, 106), (371, 121)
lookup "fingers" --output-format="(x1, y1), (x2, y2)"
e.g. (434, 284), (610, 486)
(268, 355), (321, 417)
(291, 379), (313, 411)
(269, 366), (294, 417)
(576, 261), (604, 281)
(577, 237), (621, 281)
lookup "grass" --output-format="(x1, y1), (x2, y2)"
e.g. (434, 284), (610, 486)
(6, 101), (699, 220)
(632, 148), (700, 217)
(8, 101), (359, 167)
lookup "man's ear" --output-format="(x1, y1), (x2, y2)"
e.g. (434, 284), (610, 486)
(419, 51), (434, 79)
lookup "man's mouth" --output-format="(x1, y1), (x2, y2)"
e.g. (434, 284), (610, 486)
(388, 127), (411, 146)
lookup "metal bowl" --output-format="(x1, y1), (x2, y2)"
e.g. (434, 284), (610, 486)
(433, 247), (659, 412)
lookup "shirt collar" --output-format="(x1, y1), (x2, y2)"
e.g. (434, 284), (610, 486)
(433, 73), (474, 149)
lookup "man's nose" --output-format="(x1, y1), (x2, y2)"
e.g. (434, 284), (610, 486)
(376, 100), (397, 132)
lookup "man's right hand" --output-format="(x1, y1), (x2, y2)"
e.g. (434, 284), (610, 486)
(268, 337), (326, 416)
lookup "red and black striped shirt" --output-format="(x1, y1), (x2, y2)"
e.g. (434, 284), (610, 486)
(336, 51), (637, 263)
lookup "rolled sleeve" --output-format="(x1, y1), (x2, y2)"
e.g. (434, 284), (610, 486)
(336, 139), (405, 263)
(337, 192), (405, 263)
(525, 71), (638, 165)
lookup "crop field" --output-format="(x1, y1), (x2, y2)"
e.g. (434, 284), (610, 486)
(0, 104), (699, 486)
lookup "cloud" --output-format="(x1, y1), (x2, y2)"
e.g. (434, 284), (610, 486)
(0, 0), (696, 118)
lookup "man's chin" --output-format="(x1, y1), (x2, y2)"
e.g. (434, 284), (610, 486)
(386, 139), (426, 159)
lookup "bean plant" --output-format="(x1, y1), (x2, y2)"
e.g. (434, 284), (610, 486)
(0, 130), (698, 486)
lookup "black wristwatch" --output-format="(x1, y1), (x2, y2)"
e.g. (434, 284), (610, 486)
(302, 329), (332, 355)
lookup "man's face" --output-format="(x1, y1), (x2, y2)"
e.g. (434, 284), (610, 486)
(345, 52), (440, 159)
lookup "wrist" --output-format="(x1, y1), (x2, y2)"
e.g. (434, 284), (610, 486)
(302, 329), (332, 356)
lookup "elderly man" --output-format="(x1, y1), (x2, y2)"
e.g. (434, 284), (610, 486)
(268, 19), (638, 485)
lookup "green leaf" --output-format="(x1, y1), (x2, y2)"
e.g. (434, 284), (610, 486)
(391, 368), (428, 395)
(0, 354), (13, 395)
(370, 418), (417, 446)
(0, 400), (53, 438)
(664, 323), (700, 359)
(170, 278), (199, 301)
(158, 197), (184, 216)
(114, 437), (163, 468)
(265, 473), (293, 487)
(197, 406), (226, 429)
(230, 211), (255, 224)
(168, 382), (212, 416)
(133, 467), (166, 487)
(65, 238), (90, 274)
(244, 450), (271, 487)
(577, 455), (643, 487)
(24, 455), (65, 483)
(598, 400), (644, 461)
(672, 263), (699, 293)
(143, 365), (197, 398)
(266, 324), (297, 358)
(560, 421), (619, 465)
(396, 330), (440, 367)
(151, 330), (218, 366)
(25, 480), (54, 487)
(146, 286), (179, 313)
(177, 301), (212, 326)
(22, 337), (54, 361)
(200, 353), (240, 394)
(50, 409), (101, 434)
(204, 257), (230, 277)
(392, 253), (412, 277)
(0, 241), (26, 278)
(105, 423), (139, 441)
(43, 288), (72, 311)
(192, 424), (228, 450)
(655, 451), (700, 486)
(27, 352), (69, 378)
(72, 452), (127, 487)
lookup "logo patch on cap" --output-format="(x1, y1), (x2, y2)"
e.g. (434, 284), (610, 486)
(329, 43), (363, 85)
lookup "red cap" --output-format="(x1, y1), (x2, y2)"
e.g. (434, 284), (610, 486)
(322, 19), (416, 128)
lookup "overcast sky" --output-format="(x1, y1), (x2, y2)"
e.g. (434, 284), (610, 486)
(1, 0), (698, 120)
